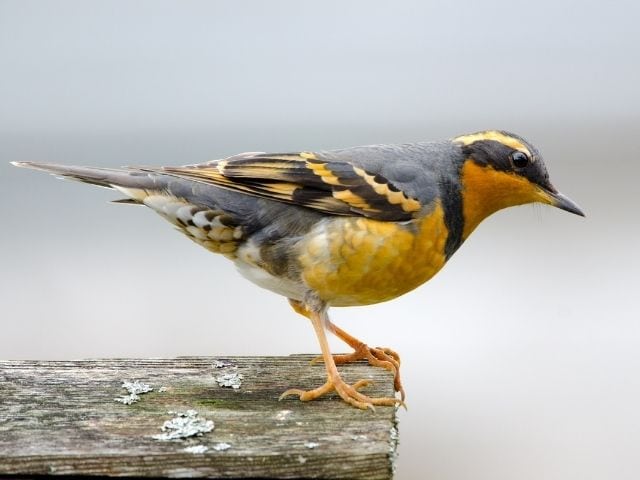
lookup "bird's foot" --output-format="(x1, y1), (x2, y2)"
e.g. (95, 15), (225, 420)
(279, 377), (403, 410)
(311, 344), (405, 400)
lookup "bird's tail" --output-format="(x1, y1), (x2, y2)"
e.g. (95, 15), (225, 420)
(11, 161), (160, 202)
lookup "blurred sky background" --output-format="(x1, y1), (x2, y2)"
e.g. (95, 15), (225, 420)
(1, 1), (639, 479)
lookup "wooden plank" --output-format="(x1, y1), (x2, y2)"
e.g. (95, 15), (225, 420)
(0, 356), (398, 479)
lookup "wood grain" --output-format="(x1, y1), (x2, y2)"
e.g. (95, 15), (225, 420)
(0, 356), (398, 479)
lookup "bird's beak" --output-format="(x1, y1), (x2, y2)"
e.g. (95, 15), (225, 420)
(541, 187), (585, 217)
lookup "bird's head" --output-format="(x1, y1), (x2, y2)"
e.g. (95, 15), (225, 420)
(453, 130), (584, 238)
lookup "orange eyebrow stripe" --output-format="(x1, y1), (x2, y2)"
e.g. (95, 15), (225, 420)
(453, 131), (531, 157)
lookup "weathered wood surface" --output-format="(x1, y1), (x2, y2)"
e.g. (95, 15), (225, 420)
(0, 356), (398, 479)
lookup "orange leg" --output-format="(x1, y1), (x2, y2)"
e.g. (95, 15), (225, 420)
(288, 299), (405, 403)
(281, 298), (402, 410)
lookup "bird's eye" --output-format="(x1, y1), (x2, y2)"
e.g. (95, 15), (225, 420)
(510, 151), (529, 169)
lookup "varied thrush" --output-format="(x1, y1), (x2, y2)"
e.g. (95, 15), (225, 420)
(12, 130), (584, 410)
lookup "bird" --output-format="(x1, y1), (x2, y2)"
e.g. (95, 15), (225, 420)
(12, 130), (584, 410)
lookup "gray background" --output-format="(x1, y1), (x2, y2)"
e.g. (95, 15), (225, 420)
(1, 1), (638, 479)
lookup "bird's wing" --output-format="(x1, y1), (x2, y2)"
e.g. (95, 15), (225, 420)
(144, 152), (422, 222)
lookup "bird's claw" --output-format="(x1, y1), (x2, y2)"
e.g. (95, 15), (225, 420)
(280, 377), (403, 410)
(310, 344), (405, 401)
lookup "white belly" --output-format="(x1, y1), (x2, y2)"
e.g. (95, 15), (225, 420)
(233, 240), (306, 300)
(234, 260), (306, 300)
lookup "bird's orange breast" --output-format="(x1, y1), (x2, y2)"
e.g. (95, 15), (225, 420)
(298, 203), (449, 306)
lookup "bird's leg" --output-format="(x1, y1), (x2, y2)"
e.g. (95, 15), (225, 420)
(281, 298), (402, 410)
(289, 298), (405, 400)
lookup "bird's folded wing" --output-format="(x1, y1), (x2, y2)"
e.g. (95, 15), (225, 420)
(144, 152), (421, 222)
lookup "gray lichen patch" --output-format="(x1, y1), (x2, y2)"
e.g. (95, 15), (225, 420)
(212, 359), (233, 369)
(215, 372), (244, 389)
(212, 442), (231, 451)
(388, 423), (400, 474)
(274, 410), (292, 422)
(152, 410), (214, 441)
(114, 380), (153, 405)
(389, 426), (399, 451)
(183, 445), (209, 454)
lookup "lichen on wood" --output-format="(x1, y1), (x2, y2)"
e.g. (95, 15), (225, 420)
(0, 355), (398, 479)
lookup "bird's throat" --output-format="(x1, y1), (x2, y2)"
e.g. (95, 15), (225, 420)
(460, 161), (544, 239)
